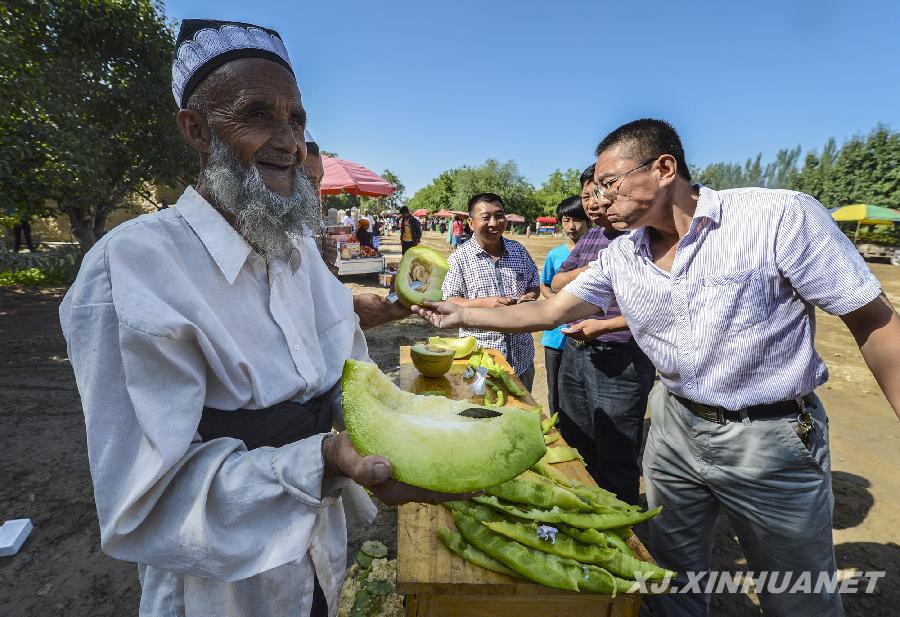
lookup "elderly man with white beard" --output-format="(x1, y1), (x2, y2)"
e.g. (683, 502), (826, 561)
(59, 19), (467, 617)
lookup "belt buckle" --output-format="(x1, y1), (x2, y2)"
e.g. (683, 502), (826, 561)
(692, 402), (725, 425)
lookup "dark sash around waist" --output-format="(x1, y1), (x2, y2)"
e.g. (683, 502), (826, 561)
(197, 390), (334, 450)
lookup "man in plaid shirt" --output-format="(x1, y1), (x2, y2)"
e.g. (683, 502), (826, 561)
(442, 193), (540, 389)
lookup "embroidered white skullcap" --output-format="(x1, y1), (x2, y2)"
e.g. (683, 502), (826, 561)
(172, 19), (293, 109)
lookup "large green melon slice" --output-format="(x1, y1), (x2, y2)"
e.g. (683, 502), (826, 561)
(342, 360), (546, 492)
(395, 245), (449, 308)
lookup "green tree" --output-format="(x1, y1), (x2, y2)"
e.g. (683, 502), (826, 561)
(407, 170), (456, 213)
(408, 159), (538, 219)
(360, 168), (405, 215)
(763, 146), (801, 190)
(533, 168), (581, 216)
(0, 0), (196, 252)
(827, 126), (900, 207)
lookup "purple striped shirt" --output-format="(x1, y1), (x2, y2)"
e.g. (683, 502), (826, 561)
(559, 226), (632, 344)
(565, 186), (882, 409)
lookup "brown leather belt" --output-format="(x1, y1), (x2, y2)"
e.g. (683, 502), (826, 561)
(670, 392), (810, 425)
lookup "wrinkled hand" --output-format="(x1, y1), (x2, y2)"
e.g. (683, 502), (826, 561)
(410, 300), (467, 329)
(516, 294), (537, 304)
(322, 432), (478, 506)
(561, 318), (609, 343)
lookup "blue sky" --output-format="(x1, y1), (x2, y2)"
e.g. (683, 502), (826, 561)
(164, 0), (900, 195)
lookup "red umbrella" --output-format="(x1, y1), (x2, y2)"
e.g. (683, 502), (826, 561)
(412, 209), (428, 217)
(536, 216), (557, 224)
(505, 213), (526, 223)
(319, 155), (396, 197)
(433, 209), (455, 218)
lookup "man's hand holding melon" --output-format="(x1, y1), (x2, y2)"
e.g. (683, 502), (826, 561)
(321, 432), (478, 506)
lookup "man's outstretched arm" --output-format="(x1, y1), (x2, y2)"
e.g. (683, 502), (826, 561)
(411, 290), (598, 333)
(551, 266), (588, 292)
(841, 293), (900, 419)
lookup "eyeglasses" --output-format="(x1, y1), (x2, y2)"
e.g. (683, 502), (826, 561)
(591, 158), (655, 202)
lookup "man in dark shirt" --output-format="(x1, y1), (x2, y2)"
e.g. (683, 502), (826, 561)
(549, 165), (655, 505)
(398, 205), (422, 254)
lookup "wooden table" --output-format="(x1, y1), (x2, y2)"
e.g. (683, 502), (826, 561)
(397, 347), (648, 617)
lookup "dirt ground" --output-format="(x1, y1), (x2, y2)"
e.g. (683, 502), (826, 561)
(1, 231), (898, 616)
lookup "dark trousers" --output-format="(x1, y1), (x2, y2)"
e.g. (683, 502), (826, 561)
(543, 346), (564, 415)
(13, 220), (34, 252)
(401, 240), (418, 254)
(310, 575), (327, 617)
(517, 363), (535, 392)
(557, 337), (655, 505)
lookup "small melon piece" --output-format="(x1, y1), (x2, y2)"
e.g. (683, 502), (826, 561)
(427, 336), (477, 359)
(396, 246), (449, 308)
(410, 343), (455, 377)
(342, 360), (546, 492)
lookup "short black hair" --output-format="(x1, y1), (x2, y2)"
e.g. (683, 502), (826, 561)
(556, 195), (588, 221)
(399, 205), (410, 214)
(594, 118), (691, 183)
(579, 164), (595, 188)
(306, 141), (320, 156)
(467, 192), (505, 215)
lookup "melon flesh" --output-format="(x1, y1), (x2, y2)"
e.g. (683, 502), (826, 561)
(427, 336), (477, 359)
(342, 360), (546, 492)
(395, 246), (449, 308)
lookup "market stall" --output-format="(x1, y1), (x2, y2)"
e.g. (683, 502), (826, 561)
(318, 155), (394, 276)
(396, 347), (655, 617)
(536, 215), (557, 235)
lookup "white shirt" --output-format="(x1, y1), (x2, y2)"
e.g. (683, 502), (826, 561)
(341, 214), (353, 228)
(566, 186), (882, 410)
(59, 186), (376, 617)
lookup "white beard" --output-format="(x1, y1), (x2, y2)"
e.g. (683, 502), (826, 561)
(203, 131), (323, 261)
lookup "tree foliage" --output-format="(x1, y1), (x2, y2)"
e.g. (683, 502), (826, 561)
(691, 125), (900, 208)
(408, 159), (541, 219)
(533, 168), (581, 216)
(0, 0), (197, 251)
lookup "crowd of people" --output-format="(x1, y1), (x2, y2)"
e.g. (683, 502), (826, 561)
(57, 17), (900, 617)
(419, 119), (900, 617)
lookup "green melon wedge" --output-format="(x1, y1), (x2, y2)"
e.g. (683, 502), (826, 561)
(427, 336), (478, 359)
(395, 245), (449, 308)
(342, 360), (546, 492)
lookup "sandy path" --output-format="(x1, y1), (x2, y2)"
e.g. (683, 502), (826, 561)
(0, 231), (896, 616)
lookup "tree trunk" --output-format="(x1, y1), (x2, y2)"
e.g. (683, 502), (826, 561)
(67, 210), (98, 255)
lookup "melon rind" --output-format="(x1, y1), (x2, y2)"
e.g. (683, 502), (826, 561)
(342, 360), (546, 492)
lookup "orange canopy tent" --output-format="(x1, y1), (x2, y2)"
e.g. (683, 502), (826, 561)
(319, 155), (395, 197)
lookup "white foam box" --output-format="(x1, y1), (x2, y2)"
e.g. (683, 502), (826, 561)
(0, 519), (33, 557)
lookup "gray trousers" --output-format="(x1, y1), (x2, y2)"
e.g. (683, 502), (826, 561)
(643, 383), (843, 617)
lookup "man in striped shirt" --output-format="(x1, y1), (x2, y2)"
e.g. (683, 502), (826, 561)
(413, 119), (900, 617)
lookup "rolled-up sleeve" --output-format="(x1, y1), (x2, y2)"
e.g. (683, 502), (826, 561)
(61, 273), (333, 583)
(561, 248), (616, 312)
(775, 193), (882, 315)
